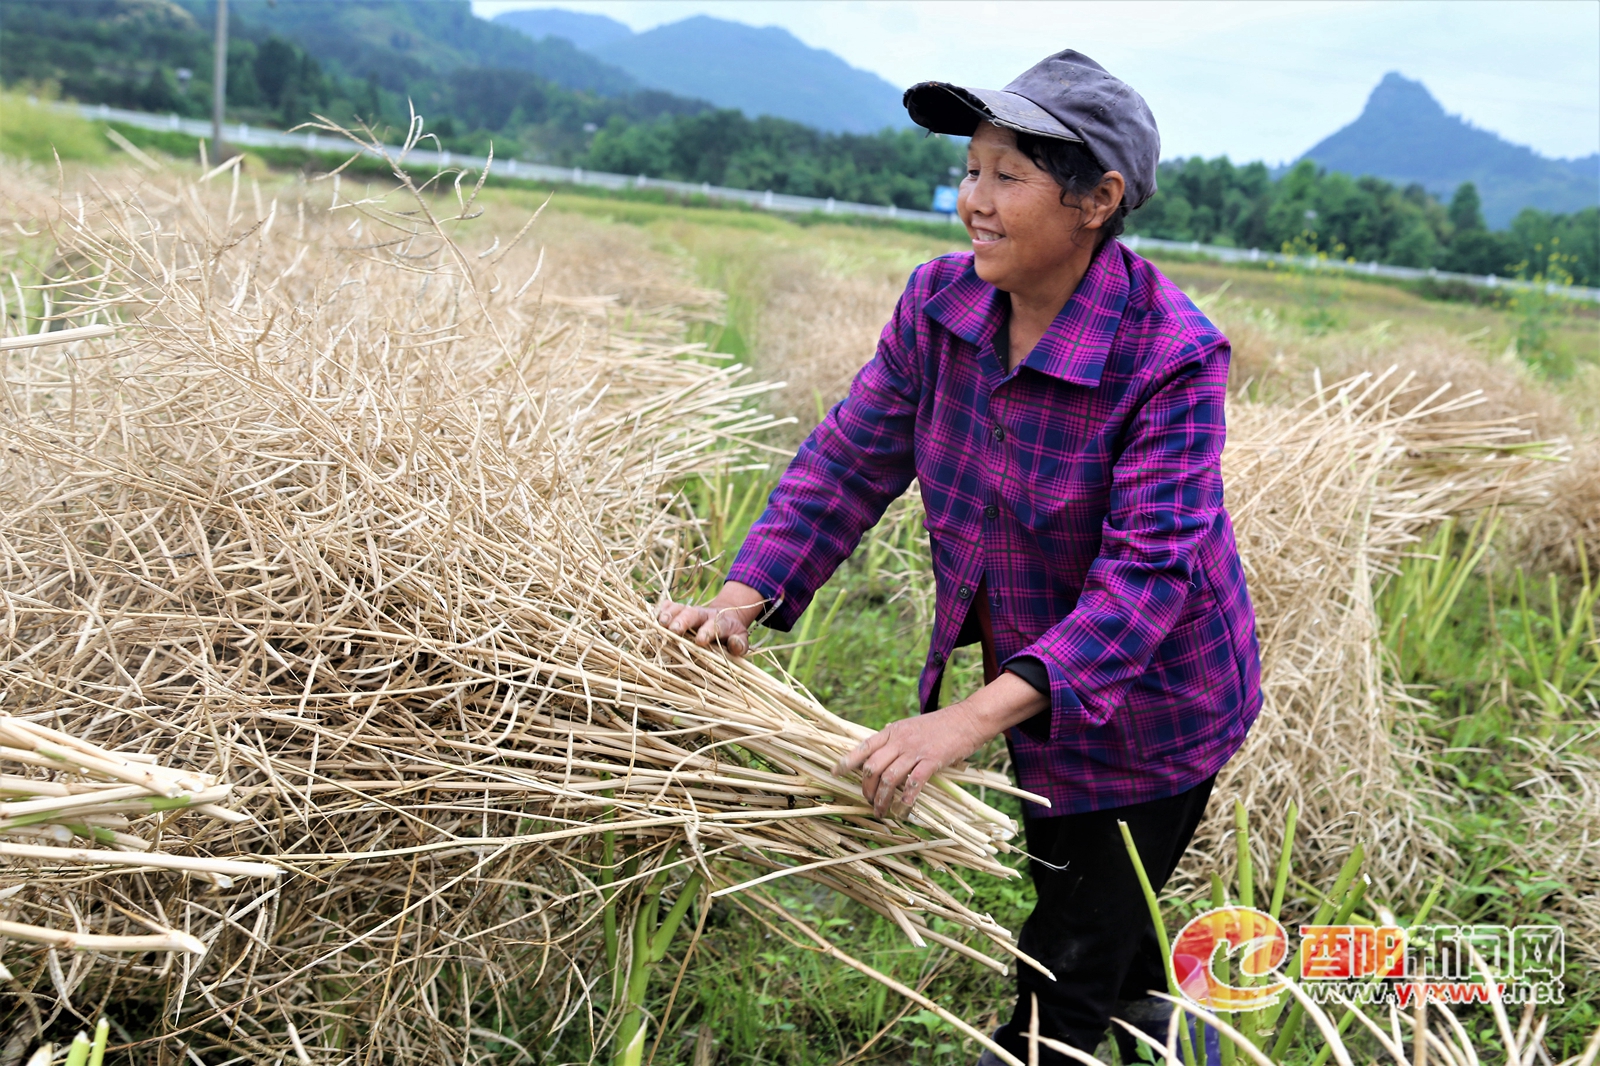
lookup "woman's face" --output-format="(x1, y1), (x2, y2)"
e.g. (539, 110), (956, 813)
(957, 123), (1100, 294)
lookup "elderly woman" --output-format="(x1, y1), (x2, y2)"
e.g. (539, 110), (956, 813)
(658, 50), (1260, 1063)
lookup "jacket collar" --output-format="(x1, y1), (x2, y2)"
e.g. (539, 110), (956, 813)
(924, 244), (1130, 387)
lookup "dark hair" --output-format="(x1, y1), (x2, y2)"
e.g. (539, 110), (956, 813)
(1014, 131), (1128, 244)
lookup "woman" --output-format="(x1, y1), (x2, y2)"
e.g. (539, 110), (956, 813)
(657, 49), (1261, 1064)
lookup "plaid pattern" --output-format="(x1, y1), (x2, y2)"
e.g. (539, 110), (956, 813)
(728, 243), (1261, 814)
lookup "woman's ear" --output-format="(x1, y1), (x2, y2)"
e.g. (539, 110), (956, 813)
(1085, 171), (1127, 231)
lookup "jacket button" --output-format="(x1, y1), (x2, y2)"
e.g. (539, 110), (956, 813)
(991, 425), (1006, 443)
(933, 652), (945, 667)
(984, 504), (999, 519)
(958, 585), (972, 600)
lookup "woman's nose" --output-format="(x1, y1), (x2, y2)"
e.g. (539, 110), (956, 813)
(960, 179), (993, 218)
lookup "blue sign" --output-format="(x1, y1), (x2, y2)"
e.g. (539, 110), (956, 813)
(931, 185), (959, 214)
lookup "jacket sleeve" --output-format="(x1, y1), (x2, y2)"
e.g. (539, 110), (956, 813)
(1011, 336), (1230, 741)
(724, 271), (928, 631)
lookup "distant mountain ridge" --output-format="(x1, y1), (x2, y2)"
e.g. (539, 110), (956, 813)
(1299, 72), (1598, 228)
(225, 0), (641, 97)
(493, 9), (911, 134)
(492, 8), (633, 53)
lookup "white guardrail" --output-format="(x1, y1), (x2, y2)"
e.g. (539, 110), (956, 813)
(1122, 235), (1600, 303)
(64, 101), (1600, 303)
(64, 101), (957, 224)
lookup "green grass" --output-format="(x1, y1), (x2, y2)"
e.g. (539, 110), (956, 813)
(0, 91), (110, 165)
(1378, 524), (1598, 1048)
(1155, 257), (1598, 382)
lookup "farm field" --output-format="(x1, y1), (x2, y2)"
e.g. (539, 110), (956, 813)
(0, 110), (1597, 1066)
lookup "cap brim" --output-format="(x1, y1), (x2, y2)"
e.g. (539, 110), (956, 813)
(904, 82), (1083, 142)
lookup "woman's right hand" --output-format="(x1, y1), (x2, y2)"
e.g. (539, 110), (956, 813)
(656, 580), (769, 657)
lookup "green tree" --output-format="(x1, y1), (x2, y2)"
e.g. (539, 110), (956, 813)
(361, 75), (382, 124)
(137, 66), (185, 112)
(1390, 218), (1442, 267)
(226, 39), (262, 107)
(1442, 229), (1518, 276)
(1508, 207), (1599, 288)
(1449, 182), (1486, 234)
(253, 36), (299, 109)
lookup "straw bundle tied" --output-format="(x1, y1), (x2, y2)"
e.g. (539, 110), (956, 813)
(0, 143), (1029, 1060)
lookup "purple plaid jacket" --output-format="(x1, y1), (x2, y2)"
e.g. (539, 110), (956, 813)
(728, 241), (1262, 815)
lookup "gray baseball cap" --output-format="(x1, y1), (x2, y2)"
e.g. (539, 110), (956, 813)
(904, 50), (1161, 209)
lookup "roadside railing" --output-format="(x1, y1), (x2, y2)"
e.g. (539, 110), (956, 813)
(1121, 234), (1600, 303)
(57, 101), (1600, 303)
(61, 101), (959, 225)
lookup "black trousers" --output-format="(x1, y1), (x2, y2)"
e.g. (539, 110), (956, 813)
(993, 775), (1216, 1064)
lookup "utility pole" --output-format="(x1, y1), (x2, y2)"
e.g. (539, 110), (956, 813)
(211, 0), (228, 163)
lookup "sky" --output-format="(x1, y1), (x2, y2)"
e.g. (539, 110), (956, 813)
(469, 0), (1600, 165)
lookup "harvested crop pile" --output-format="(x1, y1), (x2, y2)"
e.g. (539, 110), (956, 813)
(0, 148), (1029, 1062)
(1512, 434), (1600, 576)
(1193, 371), (1560, 899)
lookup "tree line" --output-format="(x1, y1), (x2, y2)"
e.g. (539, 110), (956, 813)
(1127, 156), (1598, 286)
(583, 112), (962, 210)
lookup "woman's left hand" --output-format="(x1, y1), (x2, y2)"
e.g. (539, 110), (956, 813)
(834, 673), (1049, 817)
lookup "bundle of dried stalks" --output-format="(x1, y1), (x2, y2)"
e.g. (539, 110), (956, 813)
(1192, 369), (1562, 900)
(1504, 739), (1600, 973)
(0, 142), (1026, 1061)
(1509, 435), (1600, 576)
(755, 253), (910, 438)
(1221, 320), (1598, 578)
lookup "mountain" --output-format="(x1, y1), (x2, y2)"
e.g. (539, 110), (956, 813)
(224, 0), (640, 97)
(496, 10), (911, 134)
(491, 8), (632, 52)
(1299, 72), (1598, 228)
